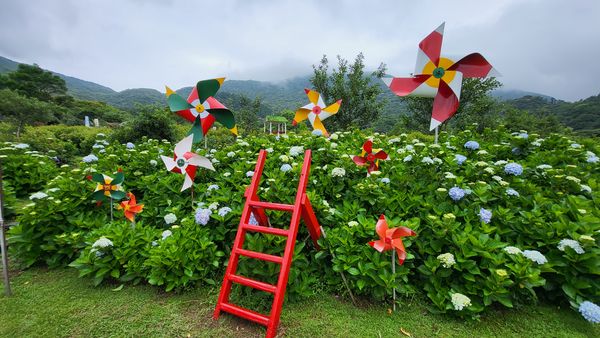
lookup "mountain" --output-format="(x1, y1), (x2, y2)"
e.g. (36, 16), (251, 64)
(505, 94), (600, 136)
(491, 89), (555, 101)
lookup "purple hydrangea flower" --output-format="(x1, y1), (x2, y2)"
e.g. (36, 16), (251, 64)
(126, 142), (135, 149)
(449, 187), (465, 201)
(579, 301), (600, 323)
(464, 141), (480, 150)
(195, 208), (212, 225)
(504, 163), (523, 176)
(455, 154), (467, 165)
(479, 208), (492, 224)
(280, 164), (293, 172)
(218, 207), (232, 217)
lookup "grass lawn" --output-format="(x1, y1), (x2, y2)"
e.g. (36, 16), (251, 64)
(0, 267), (598, 337)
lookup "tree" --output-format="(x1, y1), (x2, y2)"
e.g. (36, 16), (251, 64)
(0, 64), (68, 102)
(111, 105), (177, 143)
(396, 77), (502, 132)
(0, 89), (60, 137)
(310, 53), (387, 131)
(235, 95), (261, 133)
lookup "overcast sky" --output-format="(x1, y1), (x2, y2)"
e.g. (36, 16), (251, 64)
(1, 0), (599, 101)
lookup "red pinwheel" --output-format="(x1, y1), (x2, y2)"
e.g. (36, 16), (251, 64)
(118, 192), (144, 222)
(369, 215), (416, 264)
(161, 134), (215, 191)
(352, 139), (389, 176)
(383, 23), (499, 131)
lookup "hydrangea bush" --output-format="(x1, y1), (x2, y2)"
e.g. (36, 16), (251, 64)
(3, 126), (600, 320)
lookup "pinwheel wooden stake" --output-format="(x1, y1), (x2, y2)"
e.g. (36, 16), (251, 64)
(117, 192), (144, 224)
(352, 139), (389, 176)
(293, 89), (341, 137)
(368, 215), (416, 311)
(165, 78), (238, 146)
(88, 171), (126, 221)
(383, 23), (499, 143)
(161, 134), (215, 193)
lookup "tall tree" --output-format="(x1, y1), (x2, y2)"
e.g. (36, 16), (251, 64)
(310, 53), (387, 131)
(236, 95), (261, 133)
(0, 64), (68, 102)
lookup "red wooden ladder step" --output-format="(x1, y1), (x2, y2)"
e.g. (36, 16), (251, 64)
(219, 302), (270, 326)
(242, 223), (290, 237)
(213, 149), (322, 338)
(228, 273), (277, 293)
(235, 248), (283, 264)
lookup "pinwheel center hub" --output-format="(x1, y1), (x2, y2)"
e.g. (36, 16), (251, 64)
(176, 158), (185, 167)
(384, 237), (392, 245)
(433, 67), (445, 79)
(312, 106), (322, 115)
(102, 184), (112, 191)
(124, 204), (130, 211)
(366, 153), (375, 162)
(195, 104), (205, 113)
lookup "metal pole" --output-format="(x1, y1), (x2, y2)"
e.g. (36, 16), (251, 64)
(434, 126), (439, 145)
(320, 226), (357, 306)
(392, 252), (396, 311)
(205, 135), (208, 149)
(0, 161), (12, 295)
(110, 198), (113, 222)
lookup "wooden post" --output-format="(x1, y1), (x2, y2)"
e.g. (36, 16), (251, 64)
(0, 162), (12, 296)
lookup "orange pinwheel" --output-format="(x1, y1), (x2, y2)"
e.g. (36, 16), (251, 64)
(368, 215), (416, 264)
(118, 192), (144, 222)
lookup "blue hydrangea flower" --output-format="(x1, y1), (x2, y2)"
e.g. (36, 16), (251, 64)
(207, 184), (219, 191)
(194, 208), (212, 225)
(218, 207), (232, 217)
(504, 163), (523, 176)
(126, 142), (135, 149)
(455, 154), (467, 165)
(579, 301), (600, 323)
(506, 188), (520, 197)
(82, 154), (98, 163)
(449, 187), (465, 201)
(464, 141), (480, 150)
(518, 132), (528, 139)
(280, 164), (293, 172)
(511, 147), (522, 155)
(479, 208), (492, 224)
(246, 171), (254, 177)
(248, 212), (259, 225)
(380, 177), (390, 184)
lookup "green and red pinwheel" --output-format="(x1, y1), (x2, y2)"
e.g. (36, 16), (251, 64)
(88, 171), (126, 202)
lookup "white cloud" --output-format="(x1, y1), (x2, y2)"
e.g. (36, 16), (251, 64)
(0, 0), (598, 101)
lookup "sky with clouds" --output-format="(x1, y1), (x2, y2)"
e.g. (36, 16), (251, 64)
(1, 0), (598, 101)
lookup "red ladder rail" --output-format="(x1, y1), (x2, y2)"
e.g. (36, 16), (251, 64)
(213, 149), (321, 338)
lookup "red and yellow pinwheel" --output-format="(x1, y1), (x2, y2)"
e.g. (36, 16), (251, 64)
(161, 134), (215, 191)
(118, 192), (144, 222)
(383, 23), (499, 131)
(165, 78), (238, 143)
(368, 215), (416, 265)
(293, 88), (341, 137)
(352, 139), (389, 176)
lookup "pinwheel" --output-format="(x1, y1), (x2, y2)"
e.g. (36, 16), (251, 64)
(383, 22), (499, 132)
(368, 214), (416, 311)
(352, 139), (389, 176)
(118, 192), (144, 223)
(293, 89), (341, 137)
(161, 134), (215, 192)
(87, 170), (126, 221)
(165, 78), (238, 143)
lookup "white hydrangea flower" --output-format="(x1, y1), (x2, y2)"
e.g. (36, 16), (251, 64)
(580, 185), (592, 193)
(347, 221), (358, 227)
(494, 160), (508, 166)
(208, 202), (219, 210)
(403, 155), (413, 162)
(557, 239), (585, 254)
(477, 150), (488, 155)
(329, 133), (339, 140)
(279, 155), (290, 162)
(536, 164), (552, 170)
(29, 192), (48, 200)
(421, 156), (434, 164)
(437, 253), (456, 268)
(227, 151), (236, 158)
(331, 167), (346, 177)
(522, 250), (548, 264)
(503, 246), (522, 255)
(451, 293), (472, 311)
(161, 230), (172, 240)
(150, 160), (157, 166)
(289, 146), (303, 157)
(565, 176), (581, 184)
(484, 167), (495, 174)
(92, 236), (113, 248)
(492, 175), (503, 182)
(164, 213), (177, 225)
(445, 172), (457, 179)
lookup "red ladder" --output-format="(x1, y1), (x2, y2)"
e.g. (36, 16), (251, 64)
(213, 149), (321, 338)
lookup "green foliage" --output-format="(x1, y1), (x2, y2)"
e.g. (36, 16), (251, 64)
(5, 127), (600, 320)
(0, 63), (68, 102)
(310, 53), (387, 131)
(0, 143), (59, 197)
(111, 105), (178, 143)
(235, 95), (262, 134)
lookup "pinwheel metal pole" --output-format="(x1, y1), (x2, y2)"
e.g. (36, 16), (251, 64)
(434, 127), (439, 144)
(0, 163), (11, 296)
(320, 226), (357, 306)
(110, 198), (113, 222)
(392, 251), (396, 311)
